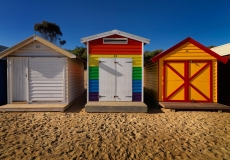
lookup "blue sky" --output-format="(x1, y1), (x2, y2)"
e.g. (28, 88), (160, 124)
(1, 0), (230, 51)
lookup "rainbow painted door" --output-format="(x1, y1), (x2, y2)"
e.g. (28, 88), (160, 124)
(163, 61), (212, 102)
(99, 58), (132, 101)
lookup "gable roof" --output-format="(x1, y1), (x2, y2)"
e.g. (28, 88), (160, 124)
(211, 43), (230, 57)
(81, 29), (150, 44)
(151, 37), (228, 64)
(0, 45), (8, 52)
(0, 35), (76, 59)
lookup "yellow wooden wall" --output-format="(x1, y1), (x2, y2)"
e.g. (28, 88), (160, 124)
(213, 60), (217, 102)
(89, 54), (142, 67)
(158, 42), (217, 102)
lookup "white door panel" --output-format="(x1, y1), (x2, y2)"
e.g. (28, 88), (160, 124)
(99, 58), (115, 101)
(116, 58), (132, 101)
(12, 58), (28, 102)
(99, 58), (132, 102)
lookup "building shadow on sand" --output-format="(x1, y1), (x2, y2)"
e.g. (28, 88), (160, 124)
(65, 89), (87, 113)
(144, 92), (164, 114)
(65, 90), (164, 114)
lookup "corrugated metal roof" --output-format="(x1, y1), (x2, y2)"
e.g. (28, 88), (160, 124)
(81, 29), (150, 44)
(211, 43), (230, 56)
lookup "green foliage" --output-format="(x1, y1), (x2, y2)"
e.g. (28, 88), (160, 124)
(34, 20), (66, 46)
(207, 45), (216, 49)
(144, 49), (163, 59)
(144, 49), (163, 64)
(67, 46), (87, 60)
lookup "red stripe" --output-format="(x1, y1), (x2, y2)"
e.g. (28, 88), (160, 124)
(189, 83), (210, 101)
(165, 83), (185, 101)
(165, 63), (185, 80)
(184, 62), (189, 101)
(189, 62), (210, 81)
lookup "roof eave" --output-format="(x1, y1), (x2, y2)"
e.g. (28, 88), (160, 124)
(81, 29), (150, 44)
(0, 35), (78, 59)
(151, 37), (228, 64)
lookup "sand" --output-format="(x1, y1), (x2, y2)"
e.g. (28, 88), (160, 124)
(1, 103), (230, 159)
(0, 71), (230, 159)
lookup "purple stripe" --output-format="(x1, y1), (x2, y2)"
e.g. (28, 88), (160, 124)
(89, 92), (99, 101)
(133, 92), (141, 101)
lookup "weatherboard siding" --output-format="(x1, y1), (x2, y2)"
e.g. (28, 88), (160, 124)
(88, 33), (143, 102)
(144, 62), (158, 100)
(89, 35), (142, 55)
(158, 42), (217, 102)
(10, 41), (64, 57)
(213, 60), (217, 103)
(164, 43), (216, 60)
(67, 58), (84, 103)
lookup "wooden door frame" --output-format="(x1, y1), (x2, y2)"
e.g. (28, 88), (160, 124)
(163, 60), (213, 102)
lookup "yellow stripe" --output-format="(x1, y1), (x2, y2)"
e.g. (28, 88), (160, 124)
(89, 54), (142, 67)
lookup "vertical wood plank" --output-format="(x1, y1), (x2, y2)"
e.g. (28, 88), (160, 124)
(99, 58), (115, 101)
(116, 58), (132, 101)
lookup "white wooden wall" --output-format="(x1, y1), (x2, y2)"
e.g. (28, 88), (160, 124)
(10, 41), (64, 57)
(67, 58), (84, 103)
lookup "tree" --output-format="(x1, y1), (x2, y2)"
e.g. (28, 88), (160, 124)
(144, 49), (163, 64)
(144, 49), (163, 59)
(67, 46), (87, 60)
(207, 45), (216, 49)
(34, 20), (66, 46)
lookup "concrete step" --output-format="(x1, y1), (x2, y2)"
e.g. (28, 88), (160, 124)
(85, 102), (147, 113)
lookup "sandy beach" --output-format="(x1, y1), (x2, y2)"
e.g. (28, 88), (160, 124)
(1, 98), (230, 160)
(0, 71), (230, 159)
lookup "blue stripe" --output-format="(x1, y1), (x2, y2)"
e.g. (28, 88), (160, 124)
(132, 80), (142, 93)
(89, 80), (99, 92)
(89, 89), (99, 92)
(133, 89), (142, 92)
(89, 80), (142, 93)
(89, 80), (99, 83)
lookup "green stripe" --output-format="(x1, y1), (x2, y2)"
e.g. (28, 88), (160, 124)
(89, 66), (142, 80)
(133, 67), (142, 72)
(89, 67), (99, 80)
(133, 67), (142, 80)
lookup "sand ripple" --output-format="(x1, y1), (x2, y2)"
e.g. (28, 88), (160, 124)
(0, 109), (230, 159)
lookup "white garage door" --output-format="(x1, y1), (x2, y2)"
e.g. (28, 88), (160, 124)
(29, 57), (66, 102)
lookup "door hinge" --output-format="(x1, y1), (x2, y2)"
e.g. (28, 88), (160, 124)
(114, 96), (118, 98)
(125, 96), (132, 97)
(99, 95), (106, 98)
(126, 61), (132, 63)
(114, 61), (118, 64)
(99, 61), (106, 63)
